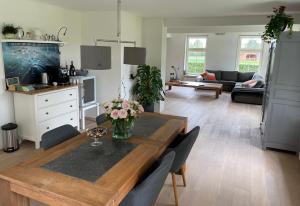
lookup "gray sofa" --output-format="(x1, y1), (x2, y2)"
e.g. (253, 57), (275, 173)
(197, 70), (265, 105)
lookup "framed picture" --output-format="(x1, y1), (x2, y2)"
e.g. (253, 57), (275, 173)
(6, 77), (20, 86)
(6, 77), (20, 91)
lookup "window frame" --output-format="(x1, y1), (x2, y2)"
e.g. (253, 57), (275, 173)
(184, 35), (208, 75)
(237, 35), (264, 73)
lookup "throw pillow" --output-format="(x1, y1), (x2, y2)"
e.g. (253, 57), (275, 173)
(207, 72), (216, 80)
(242, 79), (256, 87)
(200, 71), (208, 80)
(253, 80), (264, 88)
(248, 81), (257, 88)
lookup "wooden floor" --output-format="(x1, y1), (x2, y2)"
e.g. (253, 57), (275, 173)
(0, 87), (300, 206)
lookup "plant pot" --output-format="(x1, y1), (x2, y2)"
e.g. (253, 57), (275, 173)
(3, 33), (16, 39)
(112, 120), (134, 140)
(143, 103), (154, 112)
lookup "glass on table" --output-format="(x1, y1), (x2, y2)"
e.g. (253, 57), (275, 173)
(86, 126), (108, 147)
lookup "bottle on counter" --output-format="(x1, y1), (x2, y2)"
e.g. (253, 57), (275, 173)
(70, 61), (76, 76)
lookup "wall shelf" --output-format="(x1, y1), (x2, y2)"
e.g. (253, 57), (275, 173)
(1, 39), (65, 45)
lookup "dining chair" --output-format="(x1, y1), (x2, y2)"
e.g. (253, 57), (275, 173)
(119, 151), (175, 206)
(41, 124), (80, 150)
(168, 126), (200, 206)
(96, 113), (107, 125)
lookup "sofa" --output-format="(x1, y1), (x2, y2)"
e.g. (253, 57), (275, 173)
(196, 70), (265, 105)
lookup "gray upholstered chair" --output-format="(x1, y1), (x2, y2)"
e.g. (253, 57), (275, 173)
(119, 151), (175, 206)
(168, 126), (200, 206)
(41, 124), (80, 150)
(96, 113), (107, 125)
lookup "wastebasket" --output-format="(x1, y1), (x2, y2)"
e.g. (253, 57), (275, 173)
(1, 123), (19, 153)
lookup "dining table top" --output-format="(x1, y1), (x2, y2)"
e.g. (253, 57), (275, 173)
(0, 112), (187, 206)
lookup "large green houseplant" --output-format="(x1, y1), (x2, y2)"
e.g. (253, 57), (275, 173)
(262, 6), (294, 43)
(132, 64), (164, 112)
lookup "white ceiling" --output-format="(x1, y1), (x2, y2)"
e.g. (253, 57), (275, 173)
(34, 0), (300, 17)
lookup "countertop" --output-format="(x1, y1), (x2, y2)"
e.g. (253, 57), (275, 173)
(9, 84), (78, 95)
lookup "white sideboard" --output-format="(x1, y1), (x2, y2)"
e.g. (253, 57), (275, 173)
(13, 86), (79, 149)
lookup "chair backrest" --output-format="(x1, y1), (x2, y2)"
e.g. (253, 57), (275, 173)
(41, 124), (80, 150)
(119, 151), (175, 206)
(169, 126), (200, 173)
(96, 113), (107, 125)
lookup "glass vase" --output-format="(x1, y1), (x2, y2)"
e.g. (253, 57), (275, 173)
(112, 120), (134, 140)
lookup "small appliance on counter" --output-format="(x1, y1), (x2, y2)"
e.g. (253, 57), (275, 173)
(41, 72), (49, 84)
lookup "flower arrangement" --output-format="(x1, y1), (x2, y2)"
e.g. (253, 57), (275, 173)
(103, 99), (144, 139)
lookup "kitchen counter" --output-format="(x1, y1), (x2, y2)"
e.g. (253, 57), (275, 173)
(9, 84), (78, 95)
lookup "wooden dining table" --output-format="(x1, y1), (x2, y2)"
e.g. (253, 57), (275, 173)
(0, 112), (187, 206)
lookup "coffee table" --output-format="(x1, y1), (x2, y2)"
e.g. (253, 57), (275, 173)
(165, 81), (223, 98)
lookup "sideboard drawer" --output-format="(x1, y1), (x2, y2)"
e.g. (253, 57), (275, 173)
(37, 88), (77, 109)
(37, 111), (79, 140)
(37, 100), (78, 122)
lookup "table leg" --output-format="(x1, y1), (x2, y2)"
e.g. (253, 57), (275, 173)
(0, 179), (29, 206)
(168, 85), (172, 90)
(216, 90), (219, 98)
(11, 193), (30, 206)
(82, 109), (86, 130)
(96, 103), (100, 116)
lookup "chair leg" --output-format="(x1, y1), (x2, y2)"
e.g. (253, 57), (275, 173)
(171, 173), (179, 206)
(180, 168), (187, 187)
(179, 164), (187, 187)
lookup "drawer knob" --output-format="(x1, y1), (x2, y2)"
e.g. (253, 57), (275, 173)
(46, 112), (49, 115)
(46, 127), (50, 130)
(70, 118), (73, 121)
(45, 99), (48, 102)
(69, 94), (73, 96)
(70, 105), (73, 108)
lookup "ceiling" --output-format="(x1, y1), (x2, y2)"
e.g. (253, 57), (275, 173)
(34, 0), (300, 17)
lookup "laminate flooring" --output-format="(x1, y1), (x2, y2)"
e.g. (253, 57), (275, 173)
(0, 87), (299, 206)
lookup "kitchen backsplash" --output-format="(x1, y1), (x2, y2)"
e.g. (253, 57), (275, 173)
(2, 42), (60, 84)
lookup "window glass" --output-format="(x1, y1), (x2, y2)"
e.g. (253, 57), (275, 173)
(186, 36), (207, 74)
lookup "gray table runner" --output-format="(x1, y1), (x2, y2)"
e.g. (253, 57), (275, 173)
(42, 115), (168, 182)
(42, 139), (136, 182)
(132, 115), (168, 137)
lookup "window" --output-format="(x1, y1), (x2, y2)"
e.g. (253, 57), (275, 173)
(185, 36), (207, 75)
(238, 36), (263, 72)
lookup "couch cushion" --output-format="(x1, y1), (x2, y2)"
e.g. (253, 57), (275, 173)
(200, 80), (219, 84)
(218, 80), (236, 87)
(238, 72), (254, 82)
(221, 71), (238, 81)
(252, 73), (264, 81)
(206, 69), (221, 80)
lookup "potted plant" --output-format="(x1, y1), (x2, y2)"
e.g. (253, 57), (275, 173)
(132, 64), (165, 112)
(103, 99), (144, 139)
(262, 6), (294, 43)
(2, 24), (17, 39)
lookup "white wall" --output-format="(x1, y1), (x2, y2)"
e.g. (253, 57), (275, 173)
(142, 18), (167, 112)
(0, 0), (82, 148)
(81, 11), (143, 117)
(166, 31), (270, 81)
(166, 34), (186, 80)
(121, 12), (142, 100)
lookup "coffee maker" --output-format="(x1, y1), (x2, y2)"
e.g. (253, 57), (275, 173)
(46, 66), (69, 85)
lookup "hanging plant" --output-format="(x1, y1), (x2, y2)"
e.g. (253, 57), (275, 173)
(262, 6), (294, 43)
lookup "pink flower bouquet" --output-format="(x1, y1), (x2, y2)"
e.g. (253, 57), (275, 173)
(103, 99), (144, 139)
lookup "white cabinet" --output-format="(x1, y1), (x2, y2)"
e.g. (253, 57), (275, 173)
(13, 86), (79, 149)
(262, 32), (300, 153)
